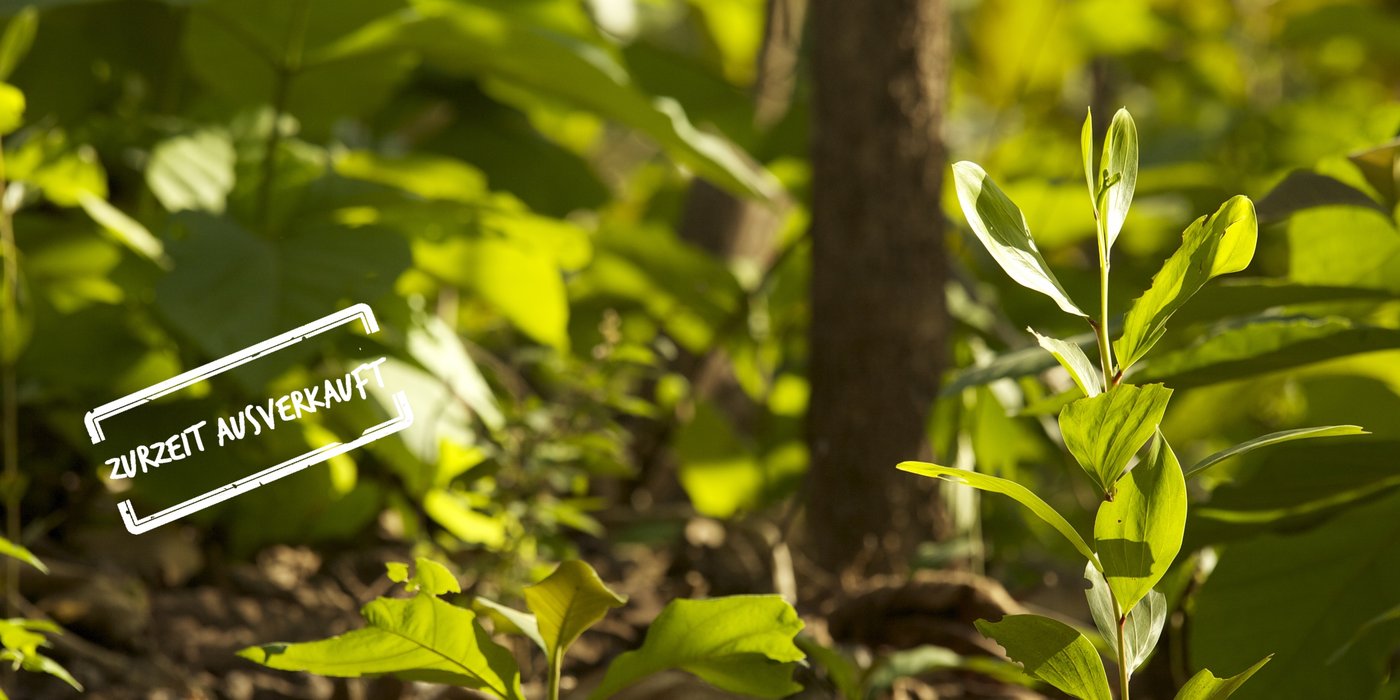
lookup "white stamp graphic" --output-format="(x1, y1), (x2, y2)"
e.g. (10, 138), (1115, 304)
(85, 303), (414, 535)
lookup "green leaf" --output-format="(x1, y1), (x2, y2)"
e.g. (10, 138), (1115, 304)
(1255, 170), (1386, 225)
(240, 594), (523, 699)
(0, 82), (22, 134)
(1185, 425), (1368, 478)
(1084, 563), (1165, 678)
(1136, 316), (1400, 388)
(951, 161), (1086, 317)
(77, 194), (170, 268)
(1080, 107), (1095, 211)
(423, 489), (509, 549)
(975, 614), (1112, 700)
(1191, 490), (1400, 699)
(1100, 107), (1138, 248)
(385, 557), (461, 596)
(1031, 328), (1102, 397)
(0, 7), (37, 81)
(898, 462), (1099, 567)
(588, 595), (805, 699)
(0, 535), (46, 574)
(1115, 196), (1258, 370)
(523, 560), (627, 672)
(1059, 383), (1173, 496)
(473, 597), (546, 653)
(1175, 656), (1272, 700)
(4, 130), (107, 206)
(146, 129), (236, 214)
(1094, 432), (1186, 616)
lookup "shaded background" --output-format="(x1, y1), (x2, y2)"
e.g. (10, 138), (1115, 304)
(1, 0), (1398, 697)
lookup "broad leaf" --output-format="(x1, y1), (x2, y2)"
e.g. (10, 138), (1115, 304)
(1059, 383), (1173, 496)
(385, 557), (461, 596)
(588, 596), (805, 699)
(1084, 563), (1165, 678)
(951, 161), (1086, 317)
(0, 536), (46, 573)
(975, 614), (1112, 700)
(1094, 432), (1186, 616)
(0, 81), (21, 134)
(240, 594), (523, 699)
(146, 129), (236, 214)
(898, 462), (1099, 567)
(523, 560), (627, 671)
(1185, 425), (1368, 478)
(1031, 328), (1102, 396)
(0, 7), (37, 81)
(1100, 108), (1138, 248)
(1175, 656), (1272, 700)
(1192, 490), (1400, 699)
(1115, 196), (1258, 371)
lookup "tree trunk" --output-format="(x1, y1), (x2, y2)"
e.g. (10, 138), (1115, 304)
(804, 0), (951, 581)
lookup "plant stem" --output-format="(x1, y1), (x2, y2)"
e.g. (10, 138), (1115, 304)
(1117, 614), (1130, 700)
(1092, 174), (1115, 389)
(0, 135), (20, 616)
(256, 0), (311, 234)
(547, 652), (563, 700)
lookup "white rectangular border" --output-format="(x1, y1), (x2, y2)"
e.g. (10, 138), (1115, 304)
(85, 303), (414, 535)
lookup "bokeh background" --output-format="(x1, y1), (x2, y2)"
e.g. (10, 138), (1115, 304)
(1, 0), (1398, 697)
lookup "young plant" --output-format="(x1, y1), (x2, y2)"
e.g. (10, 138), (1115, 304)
(900, 108), (1364, 700)
(240, 557), (806, 699)
(0, 536), (83, 698)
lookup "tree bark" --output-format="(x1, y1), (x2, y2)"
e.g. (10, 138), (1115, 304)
(804, 0), (951, 581)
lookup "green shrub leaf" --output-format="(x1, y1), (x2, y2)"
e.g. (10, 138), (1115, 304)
(1059, 383), (1173, 496)
(385, 557), (461, 596)
(1101, 108), (1138, 248)
(1185, 425), (1368, 478)
(473, 597), (546, 653)
(1080, 107), (1096, 211)
(951, 161), (1086, 317)
(239, 594), (523, 699)
(1094, 432), (1186, 616)
(1175, 656), (1272, 700)
(1030, 328), (1103, 397)
(1115, 196), (1258, 370)
(975, 614), (1112, 700)
(524, 560), (627, 672)
(588, 595), (805, 699)
(0, 535), (46, 573)
(146, 130), (236, 214)
(1084, 563), (1165, 677)
(898, 462), (1099, 567)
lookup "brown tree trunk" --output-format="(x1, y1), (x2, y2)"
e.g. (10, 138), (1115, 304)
(804, 0), (951, 582)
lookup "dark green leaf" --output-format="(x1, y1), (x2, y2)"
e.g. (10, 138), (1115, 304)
(0, 7), (38, 81)
(976, 614), (1112, 700)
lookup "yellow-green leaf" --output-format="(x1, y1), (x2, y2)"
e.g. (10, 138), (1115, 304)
(1100, 108), (1138, 248)
(1031, 328), (1102, 397)
(1094, 432), (1186, 616)
(1115, 196), (1258, 370)
(523, 560), (627, 671)
(1059, 383), (1173, 496)
(0, 82), (23, 135)
(976, 614), (1112, 700)
(1185, 425), (1368, 478)
(1175, 656), (1272, 700)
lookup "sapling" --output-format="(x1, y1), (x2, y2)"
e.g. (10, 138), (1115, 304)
(900, 107), (1364, 700)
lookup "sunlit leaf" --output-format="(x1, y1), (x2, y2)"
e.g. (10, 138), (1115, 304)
(0, 535), (46, 573)
(975, 614), (1112, 700)
(1094, 432), (1186, 616)
(1080, 106), (1095, 211)
(0, 7), (37, 81)
(77, 194), (169, 268)
(1059, 383), (1173, 496)
(473, 597), (546, 653)
(523, 560), (627, 675)
(384, 557), (460, 596)
(240, 593), (523, 699)
(589, 596), (805, 699)
(898, 462), (1099, 567)
(951, 161), (1086, 317)
(146, 129), (236, 214)
(1030, 328), (1102, 396)
(1115, 196), (1257, 370)
(0, 81), (22, 134)
(1100, 107), (1138, 248)
(1185, 425), (1368, 478)
(1175, 656), (1272, 700)
(1084, 563), (1165, 677)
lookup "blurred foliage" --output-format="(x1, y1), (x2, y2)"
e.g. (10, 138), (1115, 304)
(0, 0), (1396, 697)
